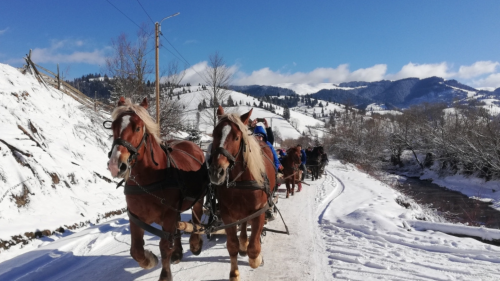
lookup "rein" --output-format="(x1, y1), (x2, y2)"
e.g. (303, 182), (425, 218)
(104, 117), (207, 244)
(207, 124), (289, 235)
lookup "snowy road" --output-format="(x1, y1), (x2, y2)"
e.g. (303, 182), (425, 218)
(1, 160), (500, 280)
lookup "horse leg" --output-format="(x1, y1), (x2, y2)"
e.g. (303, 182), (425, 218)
(189, 199), (204, 256)
(170, 214), (183, 264)
(247, 213), (265, 269)
(226, 224), (240, 281)
(238, 222), (248, 257)
(158, 216), (179, 281)
(285, 181), (290, 198)
(130, 221), (158, 269)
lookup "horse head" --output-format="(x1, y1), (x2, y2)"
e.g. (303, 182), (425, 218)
(209, 106), (253, 185)
(286, 146), (302, 166)
(107, 97), (159, 178)
(317, 146), (324, 155)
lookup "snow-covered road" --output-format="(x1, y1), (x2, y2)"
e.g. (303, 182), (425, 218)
(1, 160), (499, 280)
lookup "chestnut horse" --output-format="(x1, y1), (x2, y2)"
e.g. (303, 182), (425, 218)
(208, 106), (276, 281)
(281, 146), (302, 198)
(107, 97), (207, 281)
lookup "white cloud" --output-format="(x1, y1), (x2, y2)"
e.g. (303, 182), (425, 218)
(184, 39), (198, 45)
(231, 64), (387, 86)
(472, 73), (500, 90)
(386, 62), (451, 80)
(182, 60), (500, 90)
(31, 39), (106, 65)
(0, 27), (8, 35)
(457, 61), (498, 79)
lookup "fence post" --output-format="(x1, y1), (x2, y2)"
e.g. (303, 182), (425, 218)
(57, 64), (60, 90)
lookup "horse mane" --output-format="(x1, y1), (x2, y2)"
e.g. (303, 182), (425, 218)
(218, 113), (265, 185)
(111, 98), (161, 144)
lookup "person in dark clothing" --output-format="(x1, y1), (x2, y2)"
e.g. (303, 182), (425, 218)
(297, 144), (307, 181)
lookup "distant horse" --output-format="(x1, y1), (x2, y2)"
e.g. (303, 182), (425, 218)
(209, 106), (276, 281)
(319, 153), (329, 176)
(281, 146), (302, 198)
(306, 146), (324, 181)
(107, 97), (207, 281)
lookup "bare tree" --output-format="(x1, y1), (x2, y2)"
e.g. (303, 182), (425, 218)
(164, 60), (186, 95)
(105, 24), (153, 103)
(202, 52), (232, 128)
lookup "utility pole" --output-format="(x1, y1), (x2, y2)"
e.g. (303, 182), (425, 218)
(155, 22), (160, 124)
(155, 12), (180, 125)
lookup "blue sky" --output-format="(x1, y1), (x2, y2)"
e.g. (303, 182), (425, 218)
(1, 0), (500, 89)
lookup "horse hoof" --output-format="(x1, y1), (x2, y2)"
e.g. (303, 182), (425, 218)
(141, 250), (158, 269)
(239, 250), (248, 257)
(249, 254), (263, 268)
(171, 251), (183, 264)
(190, 239), (203, 256)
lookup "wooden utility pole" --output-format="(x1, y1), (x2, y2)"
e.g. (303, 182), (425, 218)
(155, 13), (179, 125)
(155, 22), (160, 125)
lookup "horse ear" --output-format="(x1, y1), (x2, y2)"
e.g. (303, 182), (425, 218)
(217, 105), (224, 116)
(140, 97), (148, 109)
(117, 96), (126, 106)
(240, 108), (253, 125)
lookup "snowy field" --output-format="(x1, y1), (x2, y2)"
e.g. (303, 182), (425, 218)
(1, 160), (499, 280)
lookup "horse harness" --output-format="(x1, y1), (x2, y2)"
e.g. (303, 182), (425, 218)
(106, 120), (207, 246)
(208, 135), (289, 235)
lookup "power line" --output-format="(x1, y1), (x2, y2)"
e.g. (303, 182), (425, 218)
(135, 0), (155, 24)
(106, 0), (143, 30)
(160, 33), (205, 81)
(106, 0), (205, 83)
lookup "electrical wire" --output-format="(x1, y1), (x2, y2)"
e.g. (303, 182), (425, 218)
(135, 0), (155, 24)
(106, 0), (206, 82)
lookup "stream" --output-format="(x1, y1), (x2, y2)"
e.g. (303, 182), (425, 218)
(394, 177), (500, 229)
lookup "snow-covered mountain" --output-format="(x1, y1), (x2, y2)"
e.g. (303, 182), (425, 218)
(0, 63), (123, 247)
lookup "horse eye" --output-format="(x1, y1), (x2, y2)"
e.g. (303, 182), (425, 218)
(235, 136), (239, 141)
(136, 127), (140, 132)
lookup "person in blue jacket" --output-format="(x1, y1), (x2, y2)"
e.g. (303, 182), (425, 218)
(254, 125), (282, 222)
(253, 125), (283, 172)
(297, 144), (307, 181)
(277, 148), (286, 164)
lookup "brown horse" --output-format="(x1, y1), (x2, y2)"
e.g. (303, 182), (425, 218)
(208, 106), (276, 281)
(281, 146), (302, 198)
(107, 97), (206, 281)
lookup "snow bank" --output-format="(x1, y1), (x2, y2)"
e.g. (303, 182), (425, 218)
(0, 63), (123, 242)
(407, 220), (500, 241)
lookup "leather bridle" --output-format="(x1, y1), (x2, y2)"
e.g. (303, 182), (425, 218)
(106, 111), (148, 166)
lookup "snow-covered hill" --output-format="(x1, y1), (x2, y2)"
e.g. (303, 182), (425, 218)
(274, 83), (342, 95)
(173, 88), (325, 139)
(0, 63), (123, 245)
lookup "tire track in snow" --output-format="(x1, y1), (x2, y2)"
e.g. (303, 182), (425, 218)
(316, 162), (499, 281)
(316, 168), (345, 224)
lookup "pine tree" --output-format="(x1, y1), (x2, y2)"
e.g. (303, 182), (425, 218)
(283, 106), (291, 120)
(227, 95), (234, 106)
